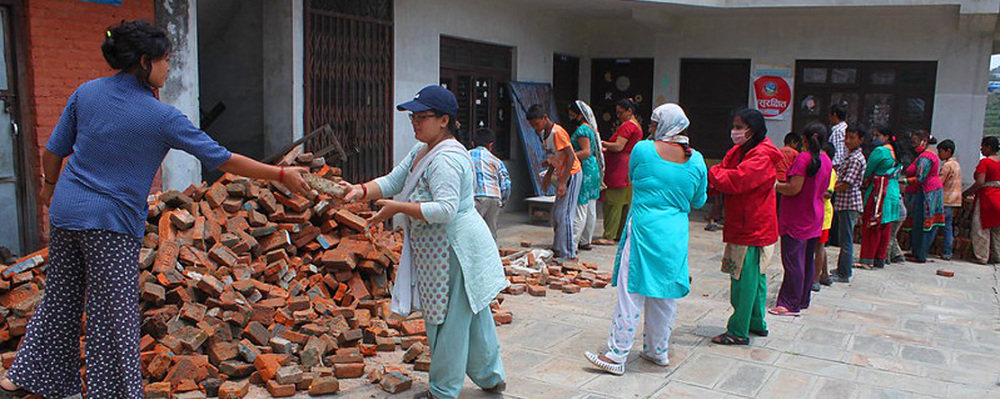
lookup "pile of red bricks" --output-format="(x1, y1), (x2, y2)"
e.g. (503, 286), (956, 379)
(0, 165), (440, 398)
(498, 247), (612, 305)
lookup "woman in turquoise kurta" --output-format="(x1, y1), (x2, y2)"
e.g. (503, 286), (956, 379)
(858, 127), (901, 268)
(344, 86), (508, 399)
(568, 100), (604, 250)
(585, 104), (707, 376)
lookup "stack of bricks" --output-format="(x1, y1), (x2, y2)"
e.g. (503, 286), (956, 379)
(0, 164), (439, 398)
(498, 248), (611, 305)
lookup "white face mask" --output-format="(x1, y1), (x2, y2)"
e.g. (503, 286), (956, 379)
(731, 128), (750, 146)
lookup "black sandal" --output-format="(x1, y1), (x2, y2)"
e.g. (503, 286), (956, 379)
(413, 391), (437, 399)
(750, 329), (769, 337)
(711, 333), (750, 345)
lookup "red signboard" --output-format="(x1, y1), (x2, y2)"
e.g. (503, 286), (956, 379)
(752, 76), (791, 119)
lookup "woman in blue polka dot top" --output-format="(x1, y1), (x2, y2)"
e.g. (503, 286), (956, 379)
(0, 20), (310, 398)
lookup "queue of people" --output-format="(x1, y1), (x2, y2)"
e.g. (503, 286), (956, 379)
(5, 20), (993, 395)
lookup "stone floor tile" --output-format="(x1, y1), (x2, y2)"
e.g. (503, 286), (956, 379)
(650, 381), (726, 398)
(714, 362), (773, 397)
(849, 335), (899, 357)
(774, 353), (859, 381)
(579, 370), (671, 398)
(807, 377), (860, 399)
(858, 369), (950, 397)
(757, 369), (817, 398)
(900, 344), (949, 366)
(669, 354), (734, 388)
(527, 355), (602, 388)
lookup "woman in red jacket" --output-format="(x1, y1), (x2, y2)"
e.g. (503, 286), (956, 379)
(707, 109), (783, 345)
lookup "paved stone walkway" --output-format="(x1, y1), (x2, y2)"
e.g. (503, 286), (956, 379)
(267, 213), (1000, 398)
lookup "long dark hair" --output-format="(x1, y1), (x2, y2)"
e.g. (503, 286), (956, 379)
(734, 108), (767, 157)
(802, 123), (827, 177)
(102, 20), (172, 90)
(567, 102), (584, 127)
(873, 124), (904, 166)
(984, 136), (1000, 156)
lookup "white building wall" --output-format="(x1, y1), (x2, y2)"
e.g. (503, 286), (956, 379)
(394, 2), (995, 188)
(393, 0), (650, 206)
(642, 6), (994, 180)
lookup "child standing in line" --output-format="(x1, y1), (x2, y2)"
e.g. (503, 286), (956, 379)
(832, 125), (867, 283)
(469, 128), (511, 240)
(937, 139), (962, 260)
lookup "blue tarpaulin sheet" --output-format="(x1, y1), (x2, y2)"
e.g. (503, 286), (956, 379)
(508, 82), (560, 196)
(78, 0), (122, 5)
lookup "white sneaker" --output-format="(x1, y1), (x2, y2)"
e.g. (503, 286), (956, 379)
(639, 352), (670, 367)
(584, 351), (625, 376)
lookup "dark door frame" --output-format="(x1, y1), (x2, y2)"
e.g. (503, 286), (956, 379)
(0, 0), (38, 252)
(679, 58), (752, 160)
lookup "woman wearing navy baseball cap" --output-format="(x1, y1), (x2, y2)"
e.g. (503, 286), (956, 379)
(342, 85), (508, 399)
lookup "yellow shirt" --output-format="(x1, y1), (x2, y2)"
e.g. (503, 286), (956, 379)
(823, 169), (837, 230)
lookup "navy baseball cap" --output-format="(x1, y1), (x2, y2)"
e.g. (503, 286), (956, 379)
(397, 85), (459, 118)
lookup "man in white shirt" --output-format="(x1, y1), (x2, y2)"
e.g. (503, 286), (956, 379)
(828, 104), (848, 166)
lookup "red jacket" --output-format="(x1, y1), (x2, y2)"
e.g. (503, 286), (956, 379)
(708, 138), (783, 247)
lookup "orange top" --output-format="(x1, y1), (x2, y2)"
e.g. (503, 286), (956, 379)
(545, 124), (582, 178)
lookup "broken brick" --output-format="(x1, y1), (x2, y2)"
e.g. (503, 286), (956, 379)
(308, 377), (340, 395)
(218, 379), (250, 399)
(380, 371), (413, 394)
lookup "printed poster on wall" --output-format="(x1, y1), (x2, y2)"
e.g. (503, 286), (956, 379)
(752, 64), (792, 120)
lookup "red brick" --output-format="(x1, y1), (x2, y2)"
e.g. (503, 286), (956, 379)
(309, 376), (340, 394)
(399, 319), (426, 336)
(207, 340), (239, 365)
(333, 209), (367, 232)
(254, 353), (283, 381)
(380, 371), (413, 394)
(335, 363), (366, 379)
(180, 302), (208, 323)
(218, 379), (250, 399)
(197, 274), (225, 297)
(143, 382), (171, 399)
(266, 379), (296, 397)
(171, 208), (196, 230)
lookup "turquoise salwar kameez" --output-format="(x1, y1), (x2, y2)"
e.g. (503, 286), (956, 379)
(375, 142), (507, 399)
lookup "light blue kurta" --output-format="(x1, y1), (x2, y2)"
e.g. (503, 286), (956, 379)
(375, 143), (508, 320)
(612, 141), (708, 299)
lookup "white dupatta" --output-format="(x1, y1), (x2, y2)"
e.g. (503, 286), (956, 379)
(390, 139), (471, 316)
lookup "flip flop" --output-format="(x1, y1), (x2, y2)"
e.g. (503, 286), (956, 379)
(591, 238), (616, 246)
(412, 391), (437, 399)
(767, 306), (801, 316)
(584, 351), (625, 375)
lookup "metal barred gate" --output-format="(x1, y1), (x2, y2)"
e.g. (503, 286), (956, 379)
(304, 0), (393, 183)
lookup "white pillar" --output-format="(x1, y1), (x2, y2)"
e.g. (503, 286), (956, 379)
(156, 0), (203, 190)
